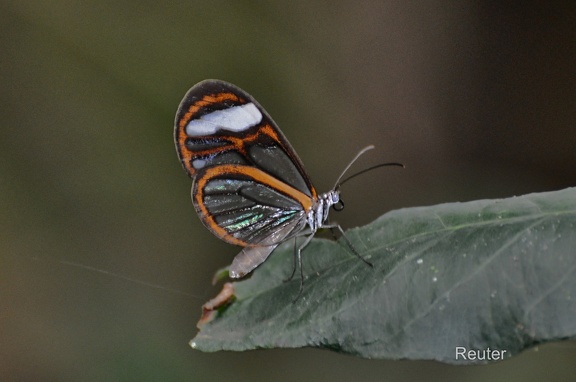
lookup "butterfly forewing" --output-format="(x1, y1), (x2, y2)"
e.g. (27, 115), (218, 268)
(175, 80), (315, 197)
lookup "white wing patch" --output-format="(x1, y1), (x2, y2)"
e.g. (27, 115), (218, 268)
(185, 103), (262, 137)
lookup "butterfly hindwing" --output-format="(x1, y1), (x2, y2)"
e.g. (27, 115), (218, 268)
(193, 164), (309, 247)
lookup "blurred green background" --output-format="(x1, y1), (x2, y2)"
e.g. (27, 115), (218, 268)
(2, 1), (575, 381)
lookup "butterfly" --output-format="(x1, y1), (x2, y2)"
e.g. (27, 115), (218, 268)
(174, 79), (401, 293)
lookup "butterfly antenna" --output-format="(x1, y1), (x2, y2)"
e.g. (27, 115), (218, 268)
(333, 146), (404, 190)
(332, 145), (376, 189)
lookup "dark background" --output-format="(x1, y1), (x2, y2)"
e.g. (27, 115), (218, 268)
(2, 1), (575, 381)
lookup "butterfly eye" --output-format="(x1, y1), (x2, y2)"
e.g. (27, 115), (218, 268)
(330, 192), (339, 203)
(332, 199), (345, 211)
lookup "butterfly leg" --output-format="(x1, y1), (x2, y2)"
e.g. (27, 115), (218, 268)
(324, 223), (373, 267)
(284, 237), (299, 282)
(284, 232), (317, 301)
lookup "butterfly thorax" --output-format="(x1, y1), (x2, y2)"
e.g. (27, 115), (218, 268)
(307, 190), (340, 231)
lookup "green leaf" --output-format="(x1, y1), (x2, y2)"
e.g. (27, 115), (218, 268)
(190, 188), (576, 364)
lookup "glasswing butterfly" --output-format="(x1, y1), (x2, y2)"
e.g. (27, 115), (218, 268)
(174, 80), (401, 294)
